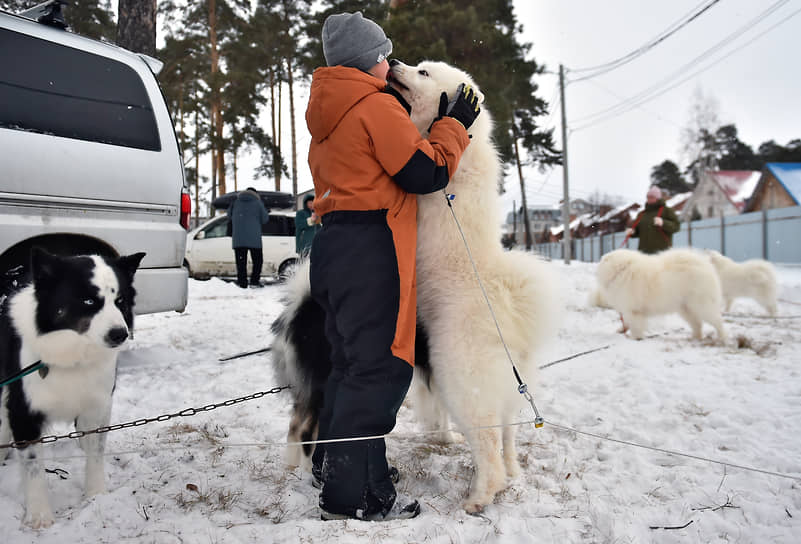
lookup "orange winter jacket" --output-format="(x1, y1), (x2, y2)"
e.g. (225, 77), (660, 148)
(305, 66), (470, 365)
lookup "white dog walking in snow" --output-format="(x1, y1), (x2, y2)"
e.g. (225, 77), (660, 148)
(596, 248), (727, 342)
(705, 249), (778, 316)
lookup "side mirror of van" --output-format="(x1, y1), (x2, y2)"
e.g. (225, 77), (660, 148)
(196, 231), (206, 240)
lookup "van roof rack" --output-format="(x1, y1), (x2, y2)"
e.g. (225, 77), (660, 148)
(18, 0), (68, 30)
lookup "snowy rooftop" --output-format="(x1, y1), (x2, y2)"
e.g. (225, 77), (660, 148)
(767, 162), (801, 204)
(708, 171), (761, 209)
(665, 191), (692, 209)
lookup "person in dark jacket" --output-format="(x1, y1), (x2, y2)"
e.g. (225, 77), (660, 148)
(305, 12), (479, 521)
(228, 188), (269, 288)
(626, 185), (680, 254)
(295, 194), (321, 256)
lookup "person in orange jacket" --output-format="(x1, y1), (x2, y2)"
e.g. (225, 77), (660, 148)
(305, 11), (480, 521)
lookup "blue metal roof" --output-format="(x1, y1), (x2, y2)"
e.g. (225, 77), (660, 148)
(767, 163), (801, 205)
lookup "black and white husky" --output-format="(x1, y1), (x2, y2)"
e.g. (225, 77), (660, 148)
(0, 248), (145, 528)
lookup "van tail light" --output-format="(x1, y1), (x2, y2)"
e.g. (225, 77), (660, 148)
(180, 190), (191, 230)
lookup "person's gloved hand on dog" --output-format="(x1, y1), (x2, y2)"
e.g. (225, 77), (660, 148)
(653, 216), (663, 227)
(438, 83), (481, 130)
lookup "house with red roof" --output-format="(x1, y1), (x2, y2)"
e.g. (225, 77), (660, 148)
(680, 170), (761, 221)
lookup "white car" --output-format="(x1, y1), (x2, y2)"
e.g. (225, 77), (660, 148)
(0, 5), (189, 314)
(184, 211), (299, 281)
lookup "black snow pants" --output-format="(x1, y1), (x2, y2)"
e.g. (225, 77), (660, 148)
(309, 210), (413, 518)
(234, 247), (263, 287)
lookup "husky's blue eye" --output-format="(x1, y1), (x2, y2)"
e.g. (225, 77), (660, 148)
(418, 70), (429, 77)
(115, 296), (124, 307)
(83, 298), (95, 306)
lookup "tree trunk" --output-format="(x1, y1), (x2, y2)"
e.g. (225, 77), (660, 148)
(194, 107), (200, 222)
(233, 149), (238, 191)
(208, 0), (226, 196)
(210, 144), (217, 215)
(116, 0), (156, 56)
(270, 69), (281, 191)
(286, 57), (298, 197)
(178, 80), (185, 161)
(278, 78), (282, 155)
(216, 106), (225, 195)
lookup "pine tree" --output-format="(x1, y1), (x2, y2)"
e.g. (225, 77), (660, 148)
(650, 160), (690, 195)
(248, 2), (290, 190)
(714, 124), (760, 171)
(302, 0), (560, 192)
(67, 0), (116, 41)
(4, 1), (116, 40)
(161, 0), (250, 203)
(757, 139), (801, 164)
(158, 33), (209, 218)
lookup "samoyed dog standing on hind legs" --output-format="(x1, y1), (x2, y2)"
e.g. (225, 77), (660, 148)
(271, 60), (560, 513)
(596, 248), (727, 342)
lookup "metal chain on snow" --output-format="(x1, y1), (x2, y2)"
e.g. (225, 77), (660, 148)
(0, 386), (289, 450)
(443, 191), (544, 427)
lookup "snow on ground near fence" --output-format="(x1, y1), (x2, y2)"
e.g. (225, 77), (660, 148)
(2, 260), (801, 542)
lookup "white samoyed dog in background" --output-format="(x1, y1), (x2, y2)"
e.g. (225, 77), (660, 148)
(705, 249), (778, 316)
(596, 248), (727, 341)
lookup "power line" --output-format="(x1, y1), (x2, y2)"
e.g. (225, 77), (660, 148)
(570, 0), (723, 82)
(570, 0), (794, 131)
(580, 78), (683, 129)
(572, 0), (790, 125)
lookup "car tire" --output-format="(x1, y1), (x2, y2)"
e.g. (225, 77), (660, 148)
(277, 259), (298, 283)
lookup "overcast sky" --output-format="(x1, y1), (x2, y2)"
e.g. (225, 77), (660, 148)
(506, 0), (801, 212)
(207, 1), (801, 217)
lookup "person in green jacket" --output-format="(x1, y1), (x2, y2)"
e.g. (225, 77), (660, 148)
(295, 194), (321, 256)
(626, 186), (680, 254)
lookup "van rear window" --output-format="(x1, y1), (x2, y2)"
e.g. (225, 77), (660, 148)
(0, 28), (160, 151)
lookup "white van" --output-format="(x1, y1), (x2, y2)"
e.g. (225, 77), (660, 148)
(184, 211), (299, 282)
(0, 5), (189, 314)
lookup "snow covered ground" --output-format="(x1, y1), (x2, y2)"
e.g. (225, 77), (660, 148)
(2, 260), (801, 543)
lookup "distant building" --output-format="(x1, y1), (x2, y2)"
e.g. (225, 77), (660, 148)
(506, 206), (561, 244)
(665, 191), (692, 214)
(743, 163), (801, 212)
(681, 170), (761, 221)
(569, 198), (593, 216)
(596, 202), (642, 234)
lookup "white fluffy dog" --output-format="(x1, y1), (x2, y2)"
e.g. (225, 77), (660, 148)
(390, 60), (561, 512)
(596, 248), (727, 341)
(273, 61), (560, 515)
(705, 249), (778, 316)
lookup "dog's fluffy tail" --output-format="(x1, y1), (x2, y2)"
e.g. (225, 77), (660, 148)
(270, 261), (330, 467)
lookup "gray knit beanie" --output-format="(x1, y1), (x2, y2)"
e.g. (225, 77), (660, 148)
(322, 12), (392, 72)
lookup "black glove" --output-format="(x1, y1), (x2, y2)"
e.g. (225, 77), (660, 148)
(439, 83), (481, 130)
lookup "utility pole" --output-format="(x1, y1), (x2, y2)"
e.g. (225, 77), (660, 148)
(559, 64), (572, 264)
